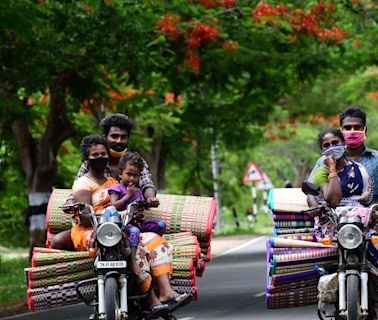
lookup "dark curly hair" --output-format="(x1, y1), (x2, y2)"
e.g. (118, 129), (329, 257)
(339, 106), (366, 127)
(100, 113), (133, 137)
(317, 128), (345, 149)
(80, 135), (110, 160)
(118, 151), (144, 173)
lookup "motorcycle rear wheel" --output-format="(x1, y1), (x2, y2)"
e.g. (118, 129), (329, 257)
(347, 274), (360, 320)
(105, 277), (119, 320)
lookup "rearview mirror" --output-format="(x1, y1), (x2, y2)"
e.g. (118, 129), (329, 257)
(302, 181), (320, 196)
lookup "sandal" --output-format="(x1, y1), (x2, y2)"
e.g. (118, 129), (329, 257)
(161, 293), (193, 312)
(149, 304), (170, 318)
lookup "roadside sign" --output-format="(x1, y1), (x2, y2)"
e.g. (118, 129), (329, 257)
(257, 172), (274, 190)
(242, 161), (264, 183)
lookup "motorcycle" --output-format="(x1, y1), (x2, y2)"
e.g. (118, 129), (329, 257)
(302, 182), (378, 320)
(64, 201), (176, 320)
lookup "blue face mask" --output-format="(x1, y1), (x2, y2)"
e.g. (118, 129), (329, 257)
(322, 144), (345, 160)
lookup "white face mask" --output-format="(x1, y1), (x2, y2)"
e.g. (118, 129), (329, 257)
(322, 144), (345, 160)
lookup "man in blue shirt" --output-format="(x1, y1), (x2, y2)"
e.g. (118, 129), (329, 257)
(308, 107), (378, 205)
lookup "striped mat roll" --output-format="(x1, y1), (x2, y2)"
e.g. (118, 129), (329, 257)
(166, 234), (199, 247)
(172, 257), (195, 272)
(272, 213), (313, 221)
(277, 233), (317, 242)
(144, 194), (216, 243)
(273, 248), (338, 265)
(32, 247), (64, 254)
(32, 251), (93, 267)
(270, 270), (318, 285)
(46, 189), (73, 234)
(170, 278), (196, 287)
(274, 227), (315, 235)
(173, 244), (201, 260)
(28, 280), (96, 312)
(267, 287), (318, 309)
(267, 188), (309, 213)
(172, 269), (195, 279)
(274, 221), (314, 228)
(28, 269), (95, 289)
(26, 258), (94, 281)
(27, 281), (80, 299)
(270, 237), (334, 248)
(267, 278), (319, 294)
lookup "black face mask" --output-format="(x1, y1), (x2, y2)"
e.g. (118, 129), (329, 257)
(111, 144), (127, 152)
(88, 157), (109, 172)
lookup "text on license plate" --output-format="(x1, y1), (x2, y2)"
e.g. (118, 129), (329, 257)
(97, 261), (127, 269)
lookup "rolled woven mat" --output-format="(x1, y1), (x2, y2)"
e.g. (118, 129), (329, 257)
(27, 280), (82, 299)
(270, 270), (318, 285)
(172, 244), (201, 260)
(170, 278), (196, 287)
(267, 188), (309, 213)
(167, 233), (199, 246)
(32, 247), (63, 254)
(46, 189), (73, 234)
(270, 263), (323, 276)
(267, 287), (318, 309)
(274, 227), (315, 235)
(277, 233), (317, 241)
(26, 258), (94, 282)
(270, 237), (335, 248)
(144, 194), (216, 243)
(32, 250), (93, 267)
(274, 221), (314, 228)
(267, 278), (319, 294)
(172, 257), (195, 272)
(28, 269), (95, 289)
(28, 280), (96, 312)
(273, 247), (338, 263)
(272, 213), (313, 221)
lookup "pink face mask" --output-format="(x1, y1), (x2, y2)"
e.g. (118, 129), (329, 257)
(342, 131), (366, 148)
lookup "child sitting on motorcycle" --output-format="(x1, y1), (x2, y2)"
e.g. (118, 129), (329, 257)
(108, 151), (166, 276)
(312, 128), (372, 240)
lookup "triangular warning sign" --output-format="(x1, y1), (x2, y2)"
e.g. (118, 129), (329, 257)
(256, 172), (274, 190)
(242, 161), (264, 183)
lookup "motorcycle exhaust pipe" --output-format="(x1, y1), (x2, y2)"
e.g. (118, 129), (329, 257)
(98, 275), (106, 316)
(361, 271), (368, 312)
(119, 275), (128, 314)
(338, 271), (346, 311)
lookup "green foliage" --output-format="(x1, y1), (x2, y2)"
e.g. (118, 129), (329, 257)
(0, 256), (28, 306)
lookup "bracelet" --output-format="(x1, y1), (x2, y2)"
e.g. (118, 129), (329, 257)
(328, 172), (338, 180)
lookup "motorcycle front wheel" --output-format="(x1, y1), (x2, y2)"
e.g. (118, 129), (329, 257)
(347, 274), (360, 320)
(105, 277), (120, 320)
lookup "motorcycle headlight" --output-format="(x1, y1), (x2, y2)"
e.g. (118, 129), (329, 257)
(338, 224), (363, 249)
(97, 222), (122, 247)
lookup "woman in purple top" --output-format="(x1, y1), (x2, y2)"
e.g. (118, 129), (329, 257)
(109, 151), (166, 276)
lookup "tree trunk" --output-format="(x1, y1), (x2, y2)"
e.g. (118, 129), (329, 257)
(11, 72), (75, 258)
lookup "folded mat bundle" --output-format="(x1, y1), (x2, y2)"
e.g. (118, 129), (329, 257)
(266, 188), (338, 309)
(27, 189), (216, 312)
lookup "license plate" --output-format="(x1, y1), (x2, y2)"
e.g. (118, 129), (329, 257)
(97, 261), (126, 269)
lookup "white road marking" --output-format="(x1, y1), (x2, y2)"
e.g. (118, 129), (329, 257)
(254, 291), (266, 297)
(178, 317), (194, 320)
(214, 236), (265, 258)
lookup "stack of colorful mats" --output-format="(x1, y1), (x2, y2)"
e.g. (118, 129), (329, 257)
(26, 189), (216, 312)
(266, 188), (338, 309)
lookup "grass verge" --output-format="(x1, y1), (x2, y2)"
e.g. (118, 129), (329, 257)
(0, 255), (29, 317)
